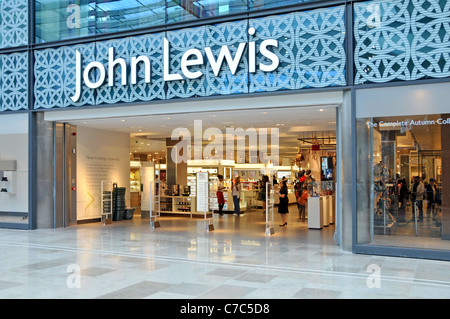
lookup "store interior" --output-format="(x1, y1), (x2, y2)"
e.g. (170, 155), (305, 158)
(363, 114), (449, 247)
(68, 105), (338, 237)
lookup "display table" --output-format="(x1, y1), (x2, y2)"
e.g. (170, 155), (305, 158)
(160, 195), (202, 217)
(308, 195), (335, 229)
(308, 196), (323, 229)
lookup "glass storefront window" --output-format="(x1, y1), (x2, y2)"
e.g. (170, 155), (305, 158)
(35, 0), (331, 43)
(0, 113), (29, 227)
(35, 0), (95, 43)
(166, 0), (247, 23)
(249, 0), (319, 11)
(35, 0), (165, 43)
(35, 0), (248, 43)
(95, 0), (165, 33)
(357, 113), (450, 251)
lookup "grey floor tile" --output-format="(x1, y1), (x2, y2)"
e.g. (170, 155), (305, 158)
(81, 267), (116, 277)
(234, 272), (277, 283)
(293, 287), (342, 299)
(197, 284), (257, 299)
(163, 283), (213, 296)
(0, 212), (449, 299)
(206, 268), (246, 278)
(0, 280), (22, 291)
(96, 281), (173, 299)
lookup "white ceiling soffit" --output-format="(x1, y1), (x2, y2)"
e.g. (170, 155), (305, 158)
(43, 90), (343, 122)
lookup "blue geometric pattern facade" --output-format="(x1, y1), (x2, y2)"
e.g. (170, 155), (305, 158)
(0, 0), (28, 48)
(34, 44), (96, 109)
(95, 33), (166, 105)
(33, 5), (346, 110)
(250, 6), (346, 93)
(17, 0), (450, 110)
(354, 0), (450, 84)
(0, 51), (28, 111)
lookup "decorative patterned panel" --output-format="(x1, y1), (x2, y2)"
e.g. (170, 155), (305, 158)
(250, 6), (346, 93)
(34, 48), (65, 109)
(34, 43), (95, 109)
(203, 21), (249, 96)
(95, 33), (165, 105)
(63, 44), (96, 107)
(0, 0), (28, 48)
(354, 0), (450, 84)
(34, 5), (347, 109)
(0, 51), (28, 111)
(166, 25), (207, 99)
(128, 34), (165, 102)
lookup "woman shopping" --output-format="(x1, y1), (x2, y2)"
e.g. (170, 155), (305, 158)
(232, 176), (242, 216)
(217, 174), (225, 216)
(277, 180), (289, 226)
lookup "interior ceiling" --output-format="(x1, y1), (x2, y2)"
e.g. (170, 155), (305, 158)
(375, 114), (442, 151)
(67, 105), (337, 158)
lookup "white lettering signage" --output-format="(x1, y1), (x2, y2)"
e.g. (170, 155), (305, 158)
(71, 28), (279, 102)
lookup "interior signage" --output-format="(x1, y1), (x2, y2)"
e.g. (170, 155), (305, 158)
(366, 118), (450, 128)
(71, 27), (279, 102)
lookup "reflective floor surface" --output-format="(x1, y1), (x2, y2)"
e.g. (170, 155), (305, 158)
(0, 207), (450, 299)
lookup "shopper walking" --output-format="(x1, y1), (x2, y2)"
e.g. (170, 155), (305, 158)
(277, 180), (289, 226)
(426, 178), (437, 220)
(411, 176), (425, 221)
(260, 175), (269, 213)
(217, 174), (225, 216)
(398, 178), (408, 222)
(232, 176), (241, 216)
(297, 185), (308, 222)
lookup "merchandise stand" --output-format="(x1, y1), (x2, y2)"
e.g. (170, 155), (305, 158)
(265, 182), (275, 236)
(204, 181), (214, 232)
(149, 180), (161, 228)
(101, 181), (113, 225)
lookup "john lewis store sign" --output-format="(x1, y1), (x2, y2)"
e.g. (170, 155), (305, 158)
(70, 28), (279, 102)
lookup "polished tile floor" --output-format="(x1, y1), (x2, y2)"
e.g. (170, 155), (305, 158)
(0, 207), (450, 299)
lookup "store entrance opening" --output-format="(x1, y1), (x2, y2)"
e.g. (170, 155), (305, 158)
(65, 105), (339, 244)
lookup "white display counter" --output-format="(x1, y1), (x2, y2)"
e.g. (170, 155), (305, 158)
(308, 196), (323, 229)
(308, 195), (336, 229)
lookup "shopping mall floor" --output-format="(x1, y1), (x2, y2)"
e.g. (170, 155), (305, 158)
(0, 204), (450, 300)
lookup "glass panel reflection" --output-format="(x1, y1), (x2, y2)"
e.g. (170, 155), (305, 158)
(35, 0), (328, 43)
(357, 114), (450, 251)
(95, 0), (165, 33)
(167, 0), (247, 23)
(249, 0), (319, 11)
(35, 0), (95, 43)
(35, 0), (165, 43)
